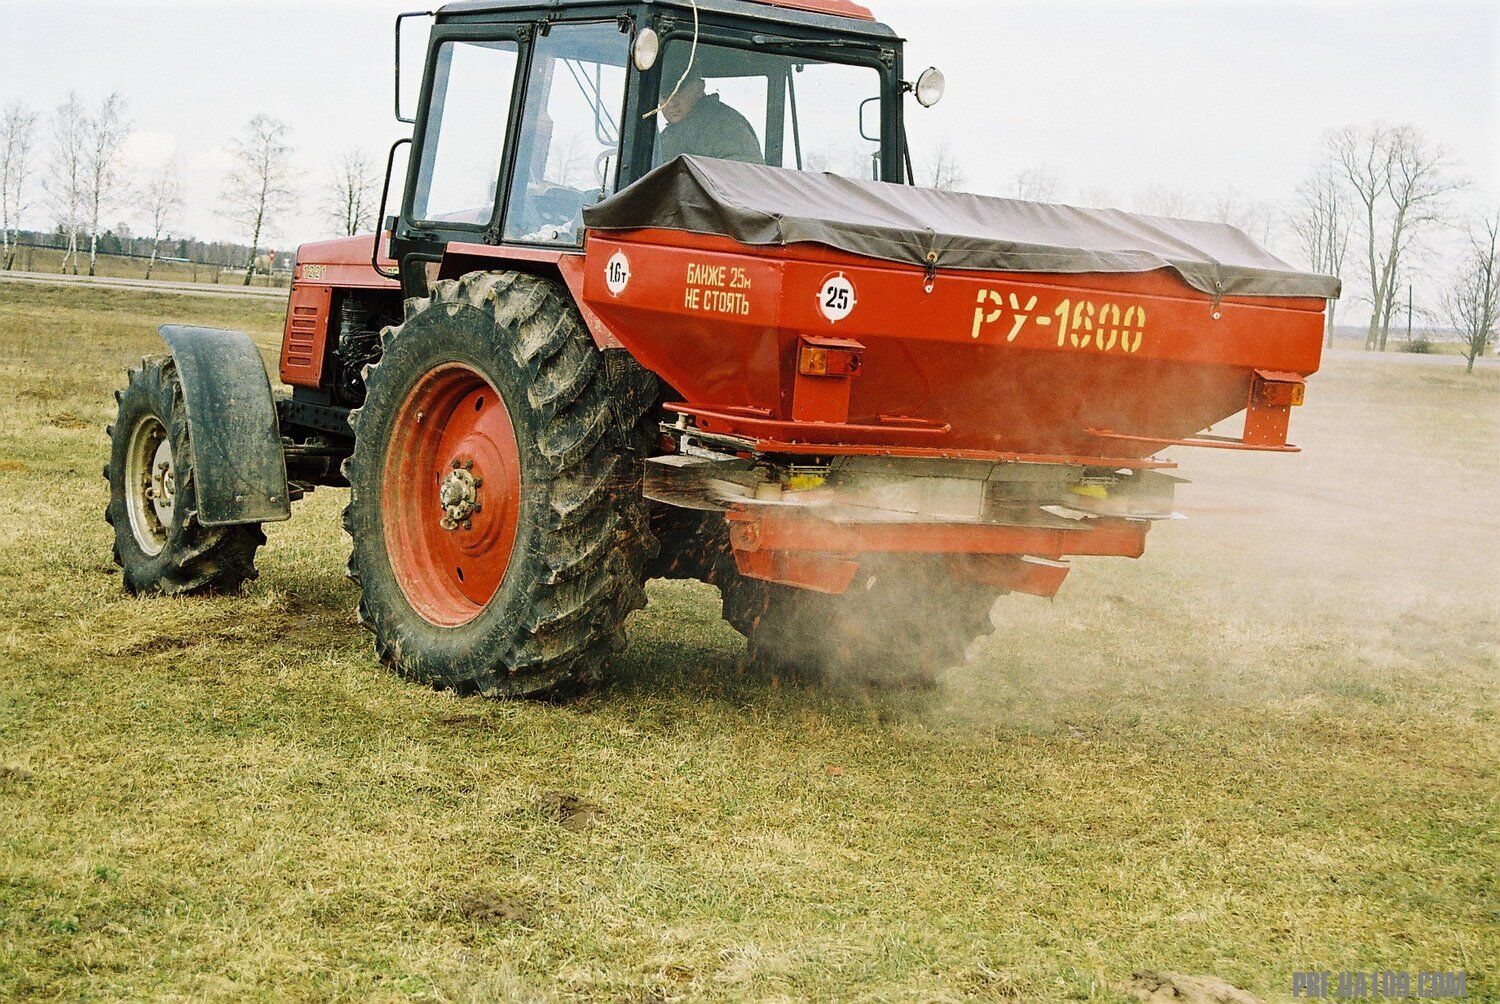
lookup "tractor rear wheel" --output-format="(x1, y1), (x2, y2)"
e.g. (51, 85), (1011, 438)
(343, 272), (657, 699)
(105, 355), (265, 595)
(721, 559), (1002, 688)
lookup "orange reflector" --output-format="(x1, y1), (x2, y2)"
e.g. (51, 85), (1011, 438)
(798, 336), (863, 378)
(1253, 371), (1306, 408)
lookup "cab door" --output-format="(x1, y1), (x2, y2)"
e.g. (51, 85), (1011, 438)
(402, 27), (528, 243)
(498, 20), (634, 248)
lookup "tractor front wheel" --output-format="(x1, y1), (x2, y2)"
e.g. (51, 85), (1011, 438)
(343, 272), (657, 699)
(105, 356), (265, 595)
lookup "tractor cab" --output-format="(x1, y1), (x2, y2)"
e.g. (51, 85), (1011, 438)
(389, 0), (920, 285)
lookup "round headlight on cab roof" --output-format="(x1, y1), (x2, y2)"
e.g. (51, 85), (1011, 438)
(634, 28), (661, 72)
(915, 66), (946, 108)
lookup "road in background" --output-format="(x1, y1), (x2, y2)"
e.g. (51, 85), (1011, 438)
(1325, 347), (1496, 368)
(0, 271), (288, 301)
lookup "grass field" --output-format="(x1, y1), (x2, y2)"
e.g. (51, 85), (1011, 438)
(0, 281), (1495, 1001)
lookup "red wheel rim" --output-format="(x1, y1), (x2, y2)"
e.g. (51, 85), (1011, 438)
(382, 363), (521, 628)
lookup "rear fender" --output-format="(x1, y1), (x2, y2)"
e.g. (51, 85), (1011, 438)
(437, 245), (628, 351)
(158, 325), (291, 527)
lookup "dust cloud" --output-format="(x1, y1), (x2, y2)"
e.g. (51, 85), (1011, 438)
(710, 355), (1499, 728)
(919, 354), (1500, 728)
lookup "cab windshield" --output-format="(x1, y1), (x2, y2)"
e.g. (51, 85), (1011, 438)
(653, 41), (885, 180)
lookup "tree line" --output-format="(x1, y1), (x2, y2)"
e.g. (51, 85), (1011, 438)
(0, 95), (379, 286)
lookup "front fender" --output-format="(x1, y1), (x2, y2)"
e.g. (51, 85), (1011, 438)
(159, 325), (291, 527)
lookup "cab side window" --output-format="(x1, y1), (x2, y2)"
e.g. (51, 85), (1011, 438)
(411, 39), (520, 226)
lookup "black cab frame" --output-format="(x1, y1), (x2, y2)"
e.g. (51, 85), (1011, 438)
(386, 0), (908, 290)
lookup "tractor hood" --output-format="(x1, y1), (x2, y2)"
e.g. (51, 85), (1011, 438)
(585, 156), (1340, 301)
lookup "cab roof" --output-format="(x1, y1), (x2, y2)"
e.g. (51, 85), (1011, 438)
(437, 0), (896, 38)
(732, 0), (874, 18)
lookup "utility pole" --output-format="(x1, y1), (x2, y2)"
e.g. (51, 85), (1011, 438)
(1407, 284), (1413, 345)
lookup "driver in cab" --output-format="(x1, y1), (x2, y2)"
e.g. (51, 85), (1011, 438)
(654, 70), (765, 167)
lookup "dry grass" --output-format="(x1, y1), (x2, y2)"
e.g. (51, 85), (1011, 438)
(0, 279), (1495, 1001)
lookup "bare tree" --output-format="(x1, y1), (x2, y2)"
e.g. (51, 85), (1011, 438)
(1015, 164), (1065, 202)
(1131, 183), (1200, 219)
(923, 139), (966, 192)
(322, 149), (379, 237)
(1290, 167), (1353, 347)
(1327, 124), (1463, 351)
(550, 132), (591, 191)
(1326, 124), (1390, 350)
(223, 114), (298, 286)
(81, 92), (132, 276)
(140, 160), (183, 281)
(1206, 186), (1276, 247)
(1376, 128), (1463, 350)
(1076, 184), (1117, 210)
(1, 102), (39, 270)
(1444, 210), (1499, 374)
(45, 93), (87, 274)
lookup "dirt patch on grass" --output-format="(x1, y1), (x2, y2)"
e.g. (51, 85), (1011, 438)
(453, 890), (539, 927)
(536, 791), (601, 832)
(111, 635), (193, 659)
(96, 611), (346, 661)
(47, 413), (92, 430)
(1129, 972), (1261, 1003)
(435, 713), (496, 731)
(0, 765), (35, 784)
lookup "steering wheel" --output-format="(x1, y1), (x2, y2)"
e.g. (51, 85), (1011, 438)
(515, 150), (615, 242)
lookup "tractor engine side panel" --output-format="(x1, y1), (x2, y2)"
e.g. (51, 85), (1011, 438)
(279, 283), (333, 388)
(282, 234), (403, 390)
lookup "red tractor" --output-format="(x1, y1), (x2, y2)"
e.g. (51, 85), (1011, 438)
(105, 0), (1337, 697)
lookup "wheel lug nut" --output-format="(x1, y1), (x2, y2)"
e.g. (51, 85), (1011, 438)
(462, 460), (474, 471)
(451, 459), (461, 469)
(472, 478), (483, 489)
(461, 520), (473, 531)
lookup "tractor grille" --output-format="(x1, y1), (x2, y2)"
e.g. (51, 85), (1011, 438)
(286, 304), (320, 368)
(278, 284), (333, 387)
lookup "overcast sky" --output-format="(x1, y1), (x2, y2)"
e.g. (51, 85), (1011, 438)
(1, 0), (1496, 281)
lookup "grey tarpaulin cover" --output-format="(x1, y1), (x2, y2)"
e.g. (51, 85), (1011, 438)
(585, 156), (1341, 300)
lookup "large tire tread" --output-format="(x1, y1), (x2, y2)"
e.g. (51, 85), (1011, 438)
(105, 355), (264, 597)
(343, 272), (657, 699)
